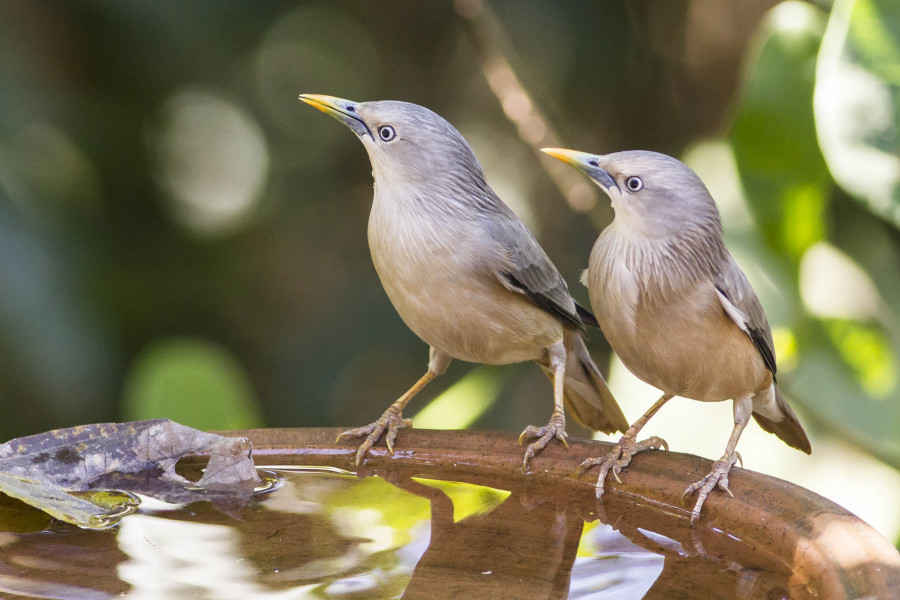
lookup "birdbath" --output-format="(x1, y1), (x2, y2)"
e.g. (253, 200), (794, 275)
(0, 428), (897, 599)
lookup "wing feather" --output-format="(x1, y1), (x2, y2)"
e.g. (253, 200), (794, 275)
(714, 256), (777, 378)
(487, 208), (584, 331)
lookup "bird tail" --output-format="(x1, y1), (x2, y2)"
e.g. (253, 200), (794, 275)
(540, 332), (629, 434)
(752, 385), (812, 454)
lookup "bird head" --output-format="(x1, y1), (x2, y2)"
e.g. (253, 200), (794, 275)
(541, 148), (722, 240)
(299, 94), (487, 191)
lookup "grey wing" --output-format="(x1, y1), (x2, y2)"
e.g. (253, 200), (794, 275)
(486, 210), (585, 331)
(713, 255), (777, 377)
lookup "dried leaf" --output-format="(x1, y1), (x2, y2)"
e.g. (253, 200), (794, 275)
(0, 419), (260, 529)
(0, 472), (137, 530)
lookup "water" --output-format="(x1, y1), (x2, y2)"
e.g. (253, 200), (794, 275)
(0, 465), (807, 599)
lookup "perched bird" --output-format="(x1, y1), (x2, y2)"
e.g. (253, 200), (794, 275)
(299, 95), (628, 468)
(541, 148), (811, 523)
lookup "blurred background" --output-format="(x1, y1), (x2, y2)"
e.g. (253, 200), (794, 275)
(1, 0), (899, 544)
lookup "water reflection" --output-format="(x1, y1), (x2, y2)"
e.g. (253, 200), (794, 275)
(389, 474), (587, 599)
(0, 452), (895, 599)
(352, 462), (788, 600)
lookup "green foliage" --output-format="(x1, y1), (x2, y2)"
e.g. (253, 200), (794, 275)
(816, 0), (900, 227)
(825, 319), (895, 398)
(412, 367), (507, 430)
(731, 2), (830, 262)
(730, 1), (900, 468)
(122, 338), (263, 430)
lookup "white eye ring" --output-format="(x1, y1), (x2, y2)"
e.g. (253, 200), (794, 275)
(378, 126), (396, 142)
(625, 176), (643, 192)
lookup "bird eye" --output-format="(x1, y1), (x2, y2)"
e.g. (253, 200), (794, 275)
(625, 176), (643, 192)
(378, 126), (396, 142)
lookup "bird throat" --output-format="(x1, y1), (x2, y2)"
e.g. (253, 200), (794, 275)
(600, 220), (724, 301)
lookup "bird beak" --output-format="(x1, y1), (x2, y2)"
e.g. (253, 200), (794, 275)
(540, 148), (618, 192)
(298, 94), (372, 138)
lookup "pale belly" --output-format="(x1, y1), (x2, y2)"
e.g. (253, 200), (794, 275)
(600, 284), (770, 402)
(369, 218), (563, 365)
(383, 272), (563, 364)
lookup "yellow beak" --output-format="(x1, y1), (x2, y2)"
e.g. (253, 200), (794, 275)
(540, 147), (617, 191)
(540, 148), (599, 169)
(298, 94), (371, 138)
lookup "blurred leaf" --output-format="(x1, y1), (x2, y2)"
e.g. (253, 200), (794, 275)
(123, 338), (263, 430)
(825, 319), (896, 398)
(412, 366), (506, 430)
(731, 1), (831, 262)
(848, 0), (900, 81)
(815, 0), (900, 227)
(731, 2), (900, 469)
(771, 326), (799, 372)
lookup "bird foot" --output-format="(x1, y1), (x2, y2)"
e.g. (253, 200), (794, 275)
(682, 452), (740, 524)
(518, 411), (568, 471)
(335, 405), (412, 466)
(576, 435), (668, 498)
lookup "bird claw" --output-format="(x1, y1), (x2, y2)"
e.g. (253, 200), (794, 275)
(577, 435), (668, 499)
(518, 412), (568, 471)
(682, 453), (739, 524)
(575, 455), (600, 476)
(518, 425), (540, 446)
(336, 408), (412, 466)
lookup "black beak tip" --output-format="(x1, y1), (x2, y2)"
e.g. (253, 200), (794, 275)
(594, 169), (618, 191)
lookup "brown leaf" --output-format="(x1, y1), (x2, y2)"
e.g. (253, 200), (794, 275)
(0, 419), (260, 528)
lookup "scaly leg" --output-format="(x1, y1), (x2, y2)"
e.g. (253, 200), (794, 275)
(337, 348), (451, 466)
(519, 342), (570, 471)
(682, 396), (751, 524)
(576, 393), (672, 498)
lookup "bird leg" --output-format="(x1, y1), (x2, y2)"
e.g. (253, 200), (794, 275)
(518, 408), (567, 471)
(682, 396), (751, 524)
(576, 393), (672, 498)
(337, 349), (451, 466)
(336, 373), (427, 466)
(519, 343), (569, 471)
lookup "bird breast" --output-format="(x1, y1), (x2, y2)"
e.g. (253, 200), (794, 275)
(367, 188), (563, 365)
(588, 226), (770, 401)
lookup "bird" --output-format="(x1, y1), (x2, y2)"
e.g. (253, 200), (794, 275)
(541, 147), (811, 523)
(298, 95), (629, 469)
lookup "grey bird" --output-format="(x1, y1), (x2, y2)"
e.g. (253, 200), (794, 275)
(542, 148), (811, 523)
(299, 95), (629, 468)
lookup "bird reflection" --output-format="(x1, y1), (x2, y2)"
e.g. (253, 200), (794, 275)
(372, 469), (582, 600)
(360, 459), (805, 600)
(590, 493), (794, 600)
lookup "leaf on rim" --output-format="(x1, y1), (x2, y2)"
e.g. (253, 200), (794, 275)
(0, 419), (259, 529)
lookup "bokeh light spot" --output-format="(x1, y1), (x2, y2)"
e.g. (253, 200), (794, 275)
(122, 337), (263, 430)
(151, 88), (269, 237)
(254, 5), (380, 143)
(799, 242), (881, 321)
